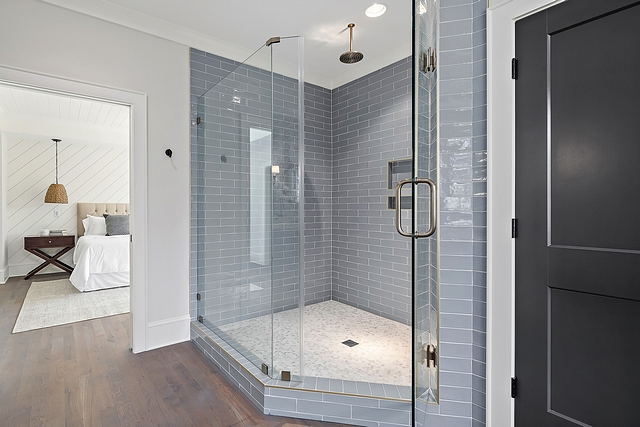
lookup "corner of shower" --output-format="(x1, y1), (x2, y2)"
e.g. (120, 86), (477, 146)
(194, 35), (305, 385)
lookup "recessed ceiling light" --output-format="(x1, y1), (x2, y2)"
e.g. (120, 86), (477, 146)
(365, 3), (387, 18)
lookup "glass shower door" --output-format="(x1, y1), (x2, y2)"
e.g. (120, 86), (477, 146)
(195, 43), (276, 376)
(268, 35), (305, 381)
(195, 36), (304, 381)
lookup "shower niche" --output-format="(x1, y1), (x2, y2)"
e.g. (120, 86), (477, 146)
(388, 158), (413, 209)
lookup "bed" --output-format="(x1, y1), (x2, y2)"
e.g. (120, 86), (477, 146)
(69, 203), (130, 292)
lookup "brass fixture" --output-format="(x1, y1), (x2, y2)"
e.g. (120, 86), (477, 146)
(339, 23), (364, 64)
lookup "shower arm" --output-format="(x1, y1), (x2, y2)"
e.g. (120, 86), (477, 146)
(348, 23), (355, 52)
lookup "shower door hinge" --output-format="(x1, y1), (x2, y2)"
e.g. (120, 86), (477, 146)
(512, 58), (518, 79)
(196, 293), (201, 301)
(196, 116), (201, 125)
(261, 363), (269, 375)
(197, 315), (203, 323)
(511, 377), (517, 398)
(421, 344), (437, 368)
(422, 48), (437, 73)
(512, 218), (517, 238)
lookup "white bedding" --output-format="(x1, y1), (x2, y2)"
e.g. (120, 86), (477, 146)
(69, 235), (130, 292)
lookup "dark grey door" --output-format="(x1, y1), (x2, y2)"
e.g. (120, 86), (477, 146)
(515, 1), (640, 425)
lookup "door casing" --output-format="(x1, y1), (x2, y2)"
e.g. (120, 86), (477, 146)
(0, 65), (149, 353)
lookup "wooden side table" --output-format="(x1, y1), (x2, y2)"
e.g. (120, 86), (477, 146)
(23, 235), (75, 279)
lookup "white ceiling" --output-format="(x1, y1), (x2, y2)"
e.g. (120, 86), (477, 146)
(0, 84), (130, 145)
(0, 86), (129, 128)
(42, 0), (413, 89)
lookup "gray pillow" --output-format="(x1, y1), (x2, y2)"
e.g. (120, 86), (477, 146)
(103, 214), (130, 236)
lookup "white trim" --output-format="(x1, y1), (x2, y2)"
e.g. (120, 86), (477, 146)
(0, 65), (148, 354)
(0, 131), (6, 284)
(146, 315), (191, 351)
(486, 1), (565, 426)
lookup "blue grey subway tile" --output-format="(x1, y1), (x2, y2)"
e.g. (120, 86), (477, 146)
(441, 400), (473, 417)
(297, 399), (351, 418)
(442, 0), (474, 7)
(352, 405), (411, 424)
(440, 4), (474, 22)
(264, 396), (296, 412)
(269, 409), (323, 421)
(323, 393), (381, 408)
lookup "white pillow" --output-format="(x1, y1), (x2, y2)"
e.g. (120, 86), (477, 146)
(82, 215), (107, 236)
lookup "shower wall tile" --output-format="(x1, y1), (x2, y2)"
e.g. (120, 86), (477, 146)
(303, 83), (333, 306)
(189, 49), (242, 322)
(331, 57), (413, 325)
(431, 0), (487, 425)
(190, 49), (333, 326)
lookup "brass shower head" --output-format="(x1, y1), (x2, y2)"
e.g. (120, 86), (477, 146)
(340, 23), (364, 64)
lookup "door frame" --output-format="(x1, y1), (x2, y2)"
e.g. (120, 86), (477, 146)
(0, 65), (148, 353)
(486, 0), (566, 426)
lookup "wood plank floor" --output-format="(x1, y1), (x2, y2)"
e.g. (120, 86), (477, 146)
(0, 274), (350, 427)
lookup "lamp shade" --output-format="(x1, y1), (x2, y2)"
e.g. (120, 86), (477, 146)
(44, 183), (68, 204)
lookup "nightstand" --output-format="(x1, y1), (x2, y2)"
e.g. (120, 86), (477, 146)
(23, 235), (75, 279)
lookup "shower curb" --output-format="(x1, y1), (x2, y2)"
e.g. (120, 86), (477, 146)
(190, 322), (411, 427)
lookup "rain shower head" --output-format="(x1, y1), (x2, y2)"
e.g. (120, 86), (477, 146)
(340, 23), (364, 64)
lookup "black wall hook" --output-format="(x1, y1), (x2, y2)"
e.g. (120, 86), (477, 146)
(165, 149), (173, 158)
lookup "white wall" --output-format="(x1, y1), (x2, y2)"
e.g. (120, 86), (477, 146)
(0, 0), (190, 350)
(5, 134), (129, 277)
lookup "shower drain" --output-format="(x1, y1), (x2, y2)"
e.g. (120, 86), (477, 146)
(342, 339), (359, 347)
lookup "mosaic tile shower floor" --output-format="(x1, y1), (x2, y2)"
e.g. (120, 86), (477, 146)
(219, 300), (411, 386)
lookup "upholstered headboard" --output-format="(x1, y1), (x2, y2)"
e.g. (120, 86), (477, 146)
(77, 203), (129, 236)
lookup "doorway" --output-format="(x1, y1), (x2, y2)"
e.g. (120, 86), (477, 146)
(0, 66), (148, 353)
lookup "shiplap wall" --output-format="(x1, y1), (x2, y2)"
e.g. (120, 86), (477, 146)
(5, 135), (129, 276)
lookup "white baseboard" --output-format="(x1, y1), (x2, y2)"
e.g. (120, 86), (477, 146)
(146, 315), (191, 351)
(0, 268), (7, 284)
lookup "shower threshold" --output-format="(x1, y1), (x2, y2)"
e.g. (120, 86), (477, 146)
(191, 301), (412, 427)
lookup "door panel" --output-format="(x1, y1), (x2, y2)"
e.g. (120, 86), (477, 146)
(549, 4), (640, 251)
(515, 1), (640, 425)
(548, 248), (640, 301)
(550, 288), (640, 426)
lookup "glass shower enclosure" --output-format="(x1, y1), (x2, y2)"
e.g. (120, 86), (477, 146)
(195, 36), (305, 380)
(193, 8), (441, 423)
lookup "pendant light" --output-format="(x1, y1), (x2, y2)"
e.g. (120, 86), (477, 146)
(44, 138), (68, 204)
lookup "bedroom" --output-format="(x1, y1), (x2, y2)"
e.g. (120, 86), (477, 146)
(0, 83), (131, 330)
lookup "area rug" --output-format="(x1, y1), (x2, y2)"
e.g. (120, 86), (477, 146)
(12, 279), (129, 333)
